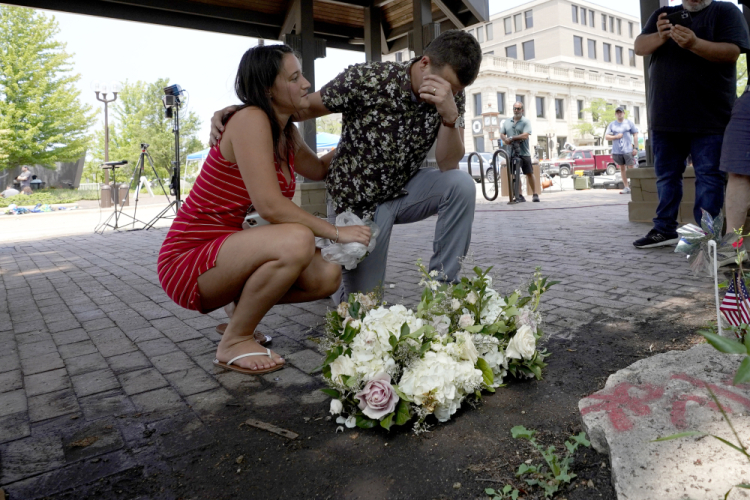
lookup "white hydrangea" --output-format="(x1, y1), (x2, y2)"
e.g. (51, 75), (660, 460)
(329, 354), (356, 383)
(517, 306), (540, 334)
(466, 291), (478, 305)
(430, 315), (450, 335)
(454, 331), (479, 364)
(479, 289), (507, 325)
(451, 298), (461, 311)
(398, 351), (483, 422)
(360, 304), (424, 347)
(482, 347), (508, 386)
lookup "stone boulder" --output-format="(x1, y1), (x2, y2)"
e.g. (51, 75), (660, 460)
(579, 344), (750, 500)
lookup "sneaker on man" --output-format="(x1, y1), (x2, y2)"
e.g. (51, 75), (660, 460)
(532, 194), (540, 202)
(517, 194), (526, 202)
(633, 229), (680, 249)
(620, 187), (631, 194)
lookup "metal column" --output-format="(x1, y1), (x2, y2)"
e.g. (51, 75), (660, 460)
(364, 3), (382, 63)
(299, 0), (316, 153)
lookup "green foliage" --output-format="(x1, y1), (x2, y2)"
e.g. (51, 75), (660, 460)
(0, 188), (98, 207)
(485, 485), (519, 500)
(0, 6), (95, 171)
(511, 426), (590, 498)
(83, 78), (204, 183)
(738, 54), (747, 97)
(572, 98), (620, 143)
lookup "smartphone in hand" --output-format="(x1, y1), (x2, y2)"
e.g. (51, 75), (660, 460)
(666, 10), (692, 29)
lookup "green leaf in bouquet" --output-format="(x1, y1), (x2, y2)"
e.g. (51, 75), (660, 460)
(322, 364), (331, 378)
(546, 280), (560, 289)
(735, 357), (750, 385)
(395, 399), (412, 425)
(320, 388), (341, 398)
(392, 384), (414, 402)
(511, 425), (535, 440)
(517, 296), (531, 308)
(463, 325), (484, 333)
(419, 341), (432, 356)
(349, 301), (361, 320)
(342, 323), (357, 343)
(322, 346), (343, 367)
(700, 331), (748, 355)
(404, 325), (429, 340)
(529, 364), (543, 380)
(475, 390), (482, 399)
(345, 375), (359, 388)
(400, 322), (410, 339)
(473, 266), (484, 277)
(389, 334), (399, 351)
(356, 415), (377, 429)
(504, 306), (519, 318)
(477, 357), (495, 388)
(380, 412), (394, 430)
(507, 292), (519, 306)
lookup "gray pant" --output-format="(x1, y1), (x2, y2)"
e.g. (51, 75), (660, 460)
(328, 167), (476, 303)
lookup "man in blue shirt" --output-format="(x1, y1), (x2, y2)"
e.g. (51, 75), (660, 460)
(633, 0), (750, 249)
(500, 102), (539, 202)
(605, 106), (639, 195)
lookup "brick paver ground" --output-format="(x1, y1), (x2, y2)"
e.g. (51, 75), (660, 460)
(0, 186), (716, 498)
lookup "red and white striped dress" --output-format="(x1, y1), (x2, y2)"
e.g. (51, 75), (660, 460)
(157, 143), (296, 312)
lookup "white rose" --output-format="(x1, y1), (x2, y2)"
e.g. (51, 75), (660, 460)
(458, 314), (474, 329)
(466, 291), (478, 305)
(329, 399), (343, 415)
(451, 298), (461, 311)
(329, 355), (355, 383)
(430, 315), (450, 335)
(506, 325), (536, 360)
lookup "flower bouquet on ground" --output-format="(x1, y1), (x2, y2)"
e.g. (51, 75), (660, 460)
(320, 262), (557, 434)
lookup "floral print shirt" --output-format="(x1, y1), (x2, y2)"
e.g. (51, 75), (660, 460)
(320, 58), (466, 216)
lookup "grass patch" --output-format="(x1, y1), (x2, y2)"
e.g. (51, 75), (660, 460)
(0, 188), (100, 208)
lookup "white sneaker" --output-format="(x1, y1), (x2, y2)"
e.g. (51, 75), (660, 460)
(620, 187), (631, 194)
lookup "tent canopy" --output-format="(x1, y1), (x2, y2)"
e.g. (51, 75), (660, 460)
(316, 132), (340, 150)
(186, 148), (210, 161)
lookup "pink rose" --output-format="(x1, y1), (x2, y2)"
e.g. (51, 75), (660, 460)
(355, 373), (399, 420)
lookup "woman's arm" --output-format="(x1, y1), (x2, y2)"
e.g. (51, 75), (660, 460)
(223, 109), (369, 244)
(289, 126), (333, 181)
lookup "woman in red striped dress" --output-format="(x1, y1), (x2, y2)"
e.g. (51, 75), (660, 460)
(157, 45), (371, 375)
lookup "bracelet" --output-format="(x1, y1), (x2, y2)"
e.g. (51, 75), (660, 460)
(333, 225), (339, 244)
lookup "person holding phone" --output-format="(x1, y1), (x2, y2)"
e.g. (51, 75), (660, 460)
(632, 0), (750, 249)
(157, 44), (371, 376)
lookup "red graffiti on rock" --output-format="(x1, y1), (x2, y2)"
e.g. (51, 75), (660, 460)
(581, 383), (665, 431)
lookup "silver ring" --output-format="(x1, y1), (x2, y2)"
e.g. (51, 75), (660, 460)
(432, 87), (437, 94)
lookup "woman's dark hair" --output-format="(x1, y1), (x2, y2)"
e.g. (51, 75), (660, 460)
(424, 30), (482, 86)
(233, 44), (297, 161)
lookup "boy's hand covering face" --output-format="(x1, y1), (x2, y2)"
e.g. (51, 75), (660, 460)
(419, 74), (459, 123)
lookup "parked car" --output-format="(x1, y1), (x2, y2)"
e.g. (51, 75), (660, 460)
(637, 149), (647, 167)
(539, 147), (617, 178)
(458, 152), (505, 183)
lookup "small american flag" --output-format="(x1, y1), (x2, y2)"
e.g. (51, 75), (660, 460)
(720, 270), (750, 326)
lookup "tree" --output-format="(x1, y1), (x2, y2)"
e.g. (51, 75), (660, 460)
(316, 114), (342, 135)
(738, 54), (747, 97)
(572, 98), (620, 144)
(0, 6), (95, 171)
(84, 78), (203, 183)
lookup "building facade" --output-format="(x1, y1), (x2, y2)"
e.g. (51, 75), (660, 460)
(388, 0), (648, 159)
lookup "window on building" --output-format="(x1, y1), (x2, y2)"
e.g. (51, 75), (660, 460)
(602, 13), (607, 31)
(590, 10), (595, 28)
(505, 45), (517, 59)
(555, 98), (564, 119)
(536, 96), (545, 118)
(473, 93), (482, 116)
(515, 13), (523, 32)
(577, 99), (584, 119)
(574, 36), (583, 57)
(629, 22), (634, 38)
(487, 23), (493, 40)
(634, 105), (640, 124)
(497, 92), (506, 115)
(616, 46), (623, 65)
(525, 10), (533, 28)
(572, 5), (578, 23)
(603, 43), (611, 62)
(629, 48), (636, 66)
(588, 39), (596, 59)
(395, 52), (402, 62)
(581, 8), (587, 26)
(516, 95), (525, 107)
(476, 26), (484, 43)
(609, 16), (614, 32)
(617, 18), (622, 35)
(484, 50), (494, 55)
(522, 40), (535, 60)
(467, 28), (474, 37)
(474, 136), (485, 153)
(504, 17), (512, 35)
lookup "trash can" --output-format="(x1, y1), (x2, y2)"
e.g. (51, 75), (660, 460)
(30, 179), (44, 191)
(117, 183), (130, 206)
(573, 175), (590, 190)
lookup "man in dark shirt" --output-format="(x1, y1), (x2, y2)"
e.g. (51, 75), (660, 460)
(633, 0), (750, 249)
(211, 31), (482, 302)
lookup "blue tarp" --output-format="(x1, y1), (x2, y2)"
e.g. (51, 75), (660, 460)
(186, 148), (210, 161)
(316, 132), (340, 149)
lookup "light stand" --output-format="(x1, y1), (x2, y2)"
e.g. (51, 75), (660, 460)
(145, 84), (184, 230)
(119, 143), (171, 230)
(95, 160), (139, 234)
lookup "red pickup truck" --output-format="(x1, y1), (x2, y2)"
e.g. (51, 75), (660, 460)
(539, 147), (618, 178)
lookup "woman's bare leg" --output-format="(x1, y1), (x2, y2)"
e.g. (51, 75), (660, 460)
(197, 223), (336, 371)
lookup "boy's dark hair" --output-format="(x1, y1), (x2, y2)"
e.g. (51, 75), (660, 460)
(424, 30), (482, 86)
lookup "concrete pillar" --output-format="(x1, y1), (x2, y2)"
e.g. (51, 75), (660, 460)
(364, 5), (382, 63)
(298, 0), (316, 153)
(412, 0), (432, 56)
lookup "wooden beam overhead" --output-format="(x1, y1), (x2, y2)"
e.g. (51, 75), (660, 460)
(279, 0), (300, 38)
(433, 0), (464, 28)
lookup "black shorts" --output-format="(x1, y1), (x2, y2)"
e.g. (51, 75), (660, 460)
(517, 155), (533, 175)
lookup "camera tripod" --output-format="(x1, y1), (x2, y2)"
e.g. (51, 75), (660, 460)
(95, 160), (135, 234)
(123, 143), (172, 230)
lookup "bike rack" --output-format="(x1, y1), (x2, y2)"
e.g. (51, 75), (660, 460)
(467, 151), (499, 201)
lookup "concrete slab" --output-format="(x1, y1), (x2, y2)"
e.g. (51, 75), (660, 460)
(580, 344), (750, 500)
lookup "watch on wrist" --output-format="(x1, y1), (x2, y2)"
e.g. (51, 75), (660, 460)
(442, 115), (464, 128)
